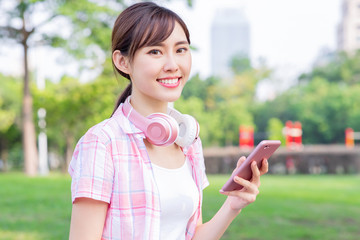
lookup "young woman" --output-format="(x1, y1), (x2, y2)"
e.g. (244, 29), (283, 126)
(68, 2), (268, 240)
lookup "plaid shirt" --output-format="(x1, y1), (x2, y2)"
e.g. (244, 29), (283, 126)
(68, 103), (209, 240)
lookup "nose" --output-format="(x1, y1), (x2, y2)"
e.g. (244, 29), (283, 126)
(163, 53), (179, 72)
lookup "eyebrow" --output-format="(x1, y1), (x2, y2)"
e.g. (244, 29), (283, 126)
(175, 41), (190, 46)
(149, 41), (189, 47)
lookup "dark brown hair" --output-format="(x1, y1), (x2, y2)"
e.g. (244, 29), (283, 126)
(111, 2), (190, 115)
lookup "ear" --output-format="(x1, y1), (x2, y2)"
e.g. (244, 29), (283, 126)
(112, 50), (130, 74)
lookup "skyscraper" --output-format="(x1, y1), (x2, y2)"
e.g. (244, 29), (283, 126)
(210, 8), (250, 78)
(337, 0), (360, 52)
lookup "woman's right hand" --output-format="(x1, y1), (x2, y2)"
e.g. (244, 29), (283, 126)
(220, 156), (268, 211)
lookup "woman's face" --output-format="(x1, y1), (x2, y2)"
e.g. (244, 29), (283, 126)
(128, 21), (192, 105)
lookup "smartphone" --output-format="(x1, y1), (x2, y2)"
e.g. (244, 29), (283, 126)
(221, 140), (281, 192)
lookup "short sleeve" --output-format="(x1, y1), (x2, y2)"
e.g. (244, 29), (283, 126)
(68, 131), (114, 203)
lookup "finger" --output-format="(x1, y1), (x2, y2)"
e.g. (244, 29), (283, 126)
(250, 161), (261, 187)
(219, 189), (230, 195)
(226, 191), (258, 203)
(232, 156), (246, 175)
(237, 156), (246, 168)
(259, 158), (269, 175)
(234, 176), (259, 194)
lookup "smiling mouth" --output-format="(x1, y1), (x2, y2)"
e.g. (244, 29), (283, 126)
(157, 77), (181, 88)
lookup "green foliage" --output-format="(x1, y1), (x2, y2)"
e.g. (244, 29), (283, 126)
(181, 74), (222, 110)
(254, 74), (360, 144)
(7, 143), (24, 170)
(0, 75), (21, 131)
(228, 55), (272, 103)
(0, 0), (127, 79)
(175, 96), (223, 146)
(276, 49), (360, 141)
(345, 84), (360, 131)
(217, 98), (253, 146)
(33, 71), (124, 165)
(300, 50), (360, 85)
(177, 69), (258, 147)
(0, 74), (22, 170)
(230, 53), (252, 75)
(266, 118), (285, 144)
(0, 96), (16, 133)
(178, 55), (273, 146)
(56, 0), (121, 59)
(3, 0), (360, 168)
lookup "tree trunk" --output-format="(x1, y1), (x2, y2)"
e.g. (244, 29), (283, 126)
(64, 135), (74, 172)
(22, 16), (38, 176)
(0, 139), (8, 171)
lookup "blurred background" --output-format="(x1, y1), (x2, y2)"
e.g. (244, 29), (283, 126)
(1, 0), (359, 175)
(0, 0), (359, 239)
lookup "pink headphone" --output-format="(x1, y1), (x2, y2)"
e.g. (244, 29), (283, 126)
(122, 97), (200, 147)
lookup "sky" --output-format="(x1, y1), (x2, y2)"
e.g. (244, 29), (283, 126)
(161, 0), (342, 92)
(0, 0), (342, 95)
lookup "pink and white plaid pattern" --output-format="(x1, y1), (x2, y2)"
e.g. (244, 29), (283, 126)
(68, 103), (209, 240)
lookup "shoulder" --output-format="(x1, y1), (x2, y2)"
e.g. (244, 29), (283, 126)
(81, 103), (138, 145)
(69, 113), (129, 176)
(84, 117), (123, 144)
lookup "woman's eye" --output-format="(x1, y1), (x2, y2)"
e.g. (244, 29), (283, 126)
(177, 48), (188, 53)
(148, 49), (161, 55)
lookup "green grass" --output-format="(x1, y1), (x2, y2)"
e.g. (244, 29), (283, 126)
(0, 173), (359, 240)
(0, 173), (72, 240)
(203, 174), (360, 240)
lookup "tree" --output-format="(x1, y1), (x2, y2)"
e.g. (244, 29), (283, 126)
(34, 70), (124, 171)
(298, 77), (357, 143)
(266, 118), (285, 144)
(177, 72), (256, 146)
(228, 54), (272, 102)
(182, 74), (222, 110)
(230, 53), (252, 75)
(0, 0), (195, 175)
(299, 50), (360, 85)
(253, 75), (360, 144)
(0, 0), (125, 175)
(346, 84), (360, 132)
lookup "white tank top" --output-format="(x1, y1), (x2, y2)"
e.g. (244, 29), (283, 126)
(152, 158), (199, 240)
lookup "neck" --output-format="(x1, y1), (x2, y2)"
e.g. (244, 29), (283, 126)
(129, 95), (168, 117)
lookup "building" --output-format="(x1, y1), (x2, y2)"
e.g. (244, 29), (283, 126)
(210, 8), (250, 78)
(337, 0), (360, 52)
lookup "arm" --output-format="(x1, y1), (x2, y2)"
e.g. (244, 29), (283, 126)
(69, 197), (109, 240)
(193, 157), (268, 240)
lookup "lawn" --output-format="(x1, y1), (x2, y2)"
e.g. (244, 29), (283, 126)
(203, 174), (360, 240)
(0, 173), (359, 240)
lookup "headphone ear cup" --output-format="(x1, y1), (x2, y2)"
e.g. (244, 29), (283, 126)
(173, 114), (199, 147)
(146, 113), (179, 146)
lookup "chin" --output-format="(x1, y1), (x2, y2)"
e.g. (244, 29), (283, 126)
(158, 95), (180, 103)
(167, 92), (183, 102)
(157, 90), (183, 103)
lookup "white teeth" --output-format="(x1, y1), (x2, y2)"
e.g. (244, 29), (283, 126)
(159, 78), (178, 84)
